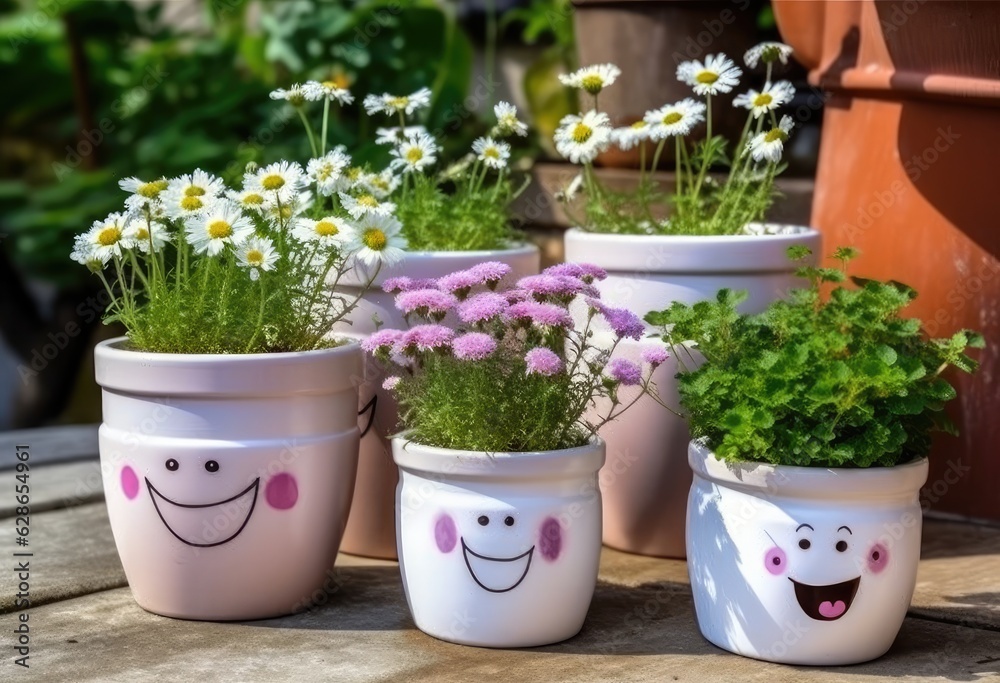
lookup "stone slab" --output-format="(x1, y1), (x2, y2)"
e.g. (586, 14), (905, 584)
(0, 425), (99, 469)
(15, 578), (1000, 682)
(0, 460), (104, 518)
(0, 503), (126, 614)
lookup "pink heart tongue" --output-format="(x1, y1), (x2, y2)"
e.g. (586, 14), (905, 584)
(819, 600), (846, 618)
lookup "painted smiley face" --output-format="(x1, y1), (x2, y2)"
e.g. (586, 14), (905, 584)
(765, 522), (890, 622)
(434, 513), (563, 593)
(120, 460), (299, 548)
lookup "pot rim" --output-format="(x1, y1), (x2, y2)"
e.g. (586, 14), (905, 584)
(94, 335), (360, 362)
(338, 242), (541, 287)
(688, 440), (930, 501)
(392, 433), (606, 479)
(565, 223), (819, 245)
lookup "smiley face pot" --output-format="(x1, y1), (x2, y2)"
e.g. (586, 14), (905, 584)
(95, 338), (362, 621)
(392, 437), (605, 648)
(687, 441), (929, 665)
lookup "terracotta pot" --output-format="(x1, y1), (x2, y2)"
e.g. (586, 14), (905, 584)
(572, 0), (759, 168)
(331, 245), (541, 559)
(393, 436), (605, 647)
(688, 441), (928, 664)
(772, 0), (1000, 521)
(95, 338), (361, 620)
(564, 225), (821, 558)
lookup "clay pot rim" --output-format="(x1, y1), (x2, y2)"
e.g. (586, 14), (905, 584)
(392, 433), (606, 479)
(688, 439), (930, 501)
(95, 335), (362, 397)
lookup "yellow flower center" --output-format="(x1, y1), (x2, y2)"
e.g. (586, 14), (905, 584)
(663, 112), (683, 125)
(695, 70), (719, 85)
(405, 148), (424, 164)
(362, 228), (387, 251)
(242, 193), (264, 206)
(571, 123), (593, 144)
(753, 93), (773, 108)
(483, 147), (500, 159)
(630, 120), (647, 130)
(322, 80), (338, 91)
(245, 249), (264, 266)
(387, 96), (409, 110)
(184, 185), (206, 197)
(764, 128), (789, 143)
(181, 196), (203, 211)
(208, 220), (232, 239)
(138, 181), (164, 198)
(371, 177), (389, 190)
(135, 228), (150, 241)
(315, 220), (338, 237)
(347, 167), (363, 181)
(261, 174), (285, 190)
(357, 195), (379, 208)
(317, 165), (333, 181)
(276, 205), (293, 220)
(581, 74), (604, 94)
(97, 227), (121, 246)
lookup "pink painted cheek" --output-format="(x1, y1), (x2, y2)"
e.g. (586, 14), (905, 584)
(121, 465), (139, 500)
(868, 543), (889, 573)
(765, 546), (787, 575)
(265, 473), (298, 510)
(434, 514), (457, 553)
(539, 517), (562, 562)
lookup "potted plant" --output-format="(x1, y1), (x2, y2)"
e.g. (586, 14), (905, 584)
(74, 97), (393, 618)
(645, 247), (983, 664)
(364, 261), (663, 647)
(270, 83), (542, 559)
(555, 44), (822, 558)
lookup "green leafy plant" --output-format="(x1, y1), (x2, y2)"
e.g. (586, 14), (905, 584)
(645, 247), (984, 467)
(365, 262), (665, 452)
(553, 42), (800, 236)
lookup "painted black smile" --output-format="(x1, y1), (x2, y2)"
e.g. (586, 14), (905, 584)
(461, 538), (534, 593)
(790, 576), (861, 621)
(146, 478), (260, 548)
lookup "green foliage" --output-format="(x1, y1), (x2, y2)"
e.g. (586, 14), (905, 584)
(645, 248), (984, 467)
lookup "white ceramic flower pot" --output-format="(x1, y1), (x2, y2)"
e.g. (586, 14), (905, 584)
(95, 338), (362, 621)
(332, 245), (541, 560)
(392, 436), (605, 648)
(564, 225), (822, 558)
(687, 441), (929, 665)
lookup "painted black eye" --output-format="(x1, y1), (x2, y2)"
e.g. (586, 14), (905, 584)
(504, 516), (515, 526)
(165, 459), (179, 471)
(836, 540), (848, 552)
(478, 515), (489, 526)
(798, 538), (811, 550)
(205, 460), (219, 473)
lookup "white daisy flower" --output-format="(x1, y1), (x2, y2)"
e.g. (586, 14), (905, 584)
(336, 166), (368, 193)
(363, 87), (432, 117)
(70, 234), (105, 272)
(226, 186), (268, 214)
(119, 176), (168, 211)
(472, 136), (511, 169)
(184, 201), (255, 256)
(301, 80), (354, 105)
(677, 54), (742, 96)
(249, 160), (306, 205)
(493, 101), (528, 137)
(159, 169), (224, 219)
(559, 63), (621, 95)
(236, 236), (278, 281)
(306, 150), (352, 197)
(81, 212), (129, 262)
(744, 42), (794, 69)
(292, 216), (355, 247)
(613, 120), (651, 151)
(339, 191), (397, 220)
(262, 190), (312, 229)
(357, 169), (400, 199)
(746, 115), (795, 163)
(553, 110), (614, 164)
(350, 214), (407, 267)
(375, 126), (428, 146)
(643, 98), (707, 141)
(733, 80), (795, 119)
(269, 84), (307, 107)
(123, 216), (170, 254)
(389, 133), (437, 174)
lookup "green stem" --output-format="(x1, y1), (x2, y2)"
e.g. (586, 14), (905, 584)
(296, 108), (319, 158)
(246, 278), (267, 353)
(321, 99), (330, 156)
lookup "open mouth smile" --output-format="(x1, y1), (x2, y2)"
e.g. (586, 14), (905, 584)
(790, 576), (861, 621)
(146, 478), (259, 548)
(461, 539), (534, 593)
